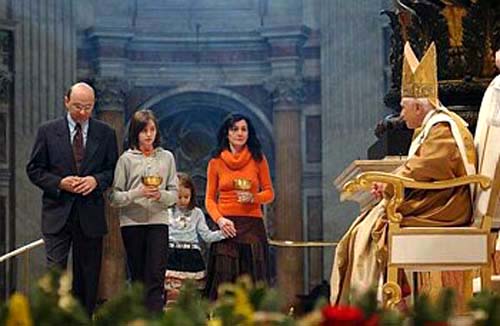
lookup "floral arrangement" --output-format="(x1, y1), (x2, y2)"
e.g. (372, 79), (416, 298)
(12, 269), (89, 326)
(304, 289), (403, 326)
(210, 276), (293, 325)
(468, 290), (500, 325)
(2, 271), (500, 326)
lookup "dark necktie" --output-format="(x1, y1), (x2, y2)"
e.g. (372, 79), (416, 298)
(73, 123), (84, 172)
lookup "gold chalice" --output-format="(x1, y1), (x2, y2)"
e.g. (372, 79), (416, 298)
(141, 176), (163, 187)
(233, 178), (252, 191)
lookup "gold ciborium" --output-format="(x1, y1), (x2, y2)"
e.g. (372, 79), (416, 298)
(142, 160), (163, 187)
(233, 178), (252, 191)
(141, 176), (163, 187)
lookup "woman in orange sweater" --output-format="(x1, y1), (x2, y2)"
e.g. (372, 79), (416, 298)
(204, 113), (274, 299)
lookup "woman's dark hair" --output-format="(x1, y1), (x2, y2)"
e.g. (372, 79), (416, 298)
(214, 113), (263, 161)
(128, 109), (161, 150)
(177, 172), (197, 210)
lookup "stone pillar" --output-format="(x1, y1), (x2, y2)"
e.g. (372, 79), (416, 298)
(12, 0), (77, 287)
(265, 76), (305, 308)
(93, 78), (129, 301)
(0, 25), (15, 298)
(262, 25), (309, 308)
(86, 28), (133, 78)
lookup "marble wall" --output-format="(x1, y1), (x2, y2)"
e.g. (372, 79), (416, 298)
(0, 0), (77, 294)
(320, 0), (391, 276)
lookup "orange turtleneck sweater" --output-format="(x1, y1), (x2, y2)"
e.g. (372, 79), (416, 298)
(205, 147), (274, 222)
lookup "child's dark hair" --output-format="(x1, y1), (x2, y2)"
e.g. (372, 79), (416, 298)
(128, 109), (161, 150)
(177, 172), (196, 210)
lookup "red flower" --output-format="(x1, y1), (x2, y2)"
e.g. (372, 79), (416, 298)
(321, 305), (365, 326)
(364, 315), (379, 326)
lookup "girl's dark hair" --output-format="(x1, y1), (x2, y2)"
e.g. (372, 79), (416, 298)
(214, 113), (263, 161)
(177, 172), (196, 210)
(128, 109), (161, 150)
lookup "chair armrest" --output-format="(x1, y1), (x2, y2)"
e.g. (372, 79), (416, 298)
(341, 172), (491, 223)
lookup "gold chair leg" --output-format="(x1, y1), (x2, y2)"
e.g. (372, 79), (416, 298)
(480, 232), (497, 292)
(428, 271), (443, 303)
(480, 266), (492, 291)
(461, 271), (474, 314)
(383, 266), (402, 309)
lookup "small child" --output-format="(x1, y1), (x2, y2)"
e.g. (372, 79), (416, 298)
(165, 172), (225, 306)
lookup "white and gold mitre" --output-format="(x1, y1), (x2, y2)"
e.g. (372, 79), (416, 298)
(401, 42), (438, 108)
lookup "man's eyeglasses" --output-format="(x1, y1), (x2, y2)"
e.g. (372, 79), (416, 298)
(72, 104), (93, 112)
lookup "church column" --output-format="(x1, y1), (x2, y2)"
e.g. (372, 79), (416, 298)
(268, 77), (305, 307)
(93, 78), (129, 301)
(0, 24), (15, 298)
(263, 24), (309, 306)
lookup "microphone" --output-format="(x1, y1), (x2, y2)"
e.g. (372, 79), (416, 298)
(384, 113), (404, 128)
(375, 113), (405, 137)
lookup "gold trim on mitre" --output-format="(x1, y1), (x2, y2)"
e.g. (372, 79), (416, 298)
(401, 42), (438, 108)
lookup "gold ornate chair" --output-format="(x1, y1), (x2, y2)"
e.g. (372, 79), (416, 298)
(342, 104), (500, 308)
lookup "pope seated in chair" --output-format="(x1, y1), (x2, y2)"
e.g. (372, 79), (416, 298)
(330, 42), (477, 304)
